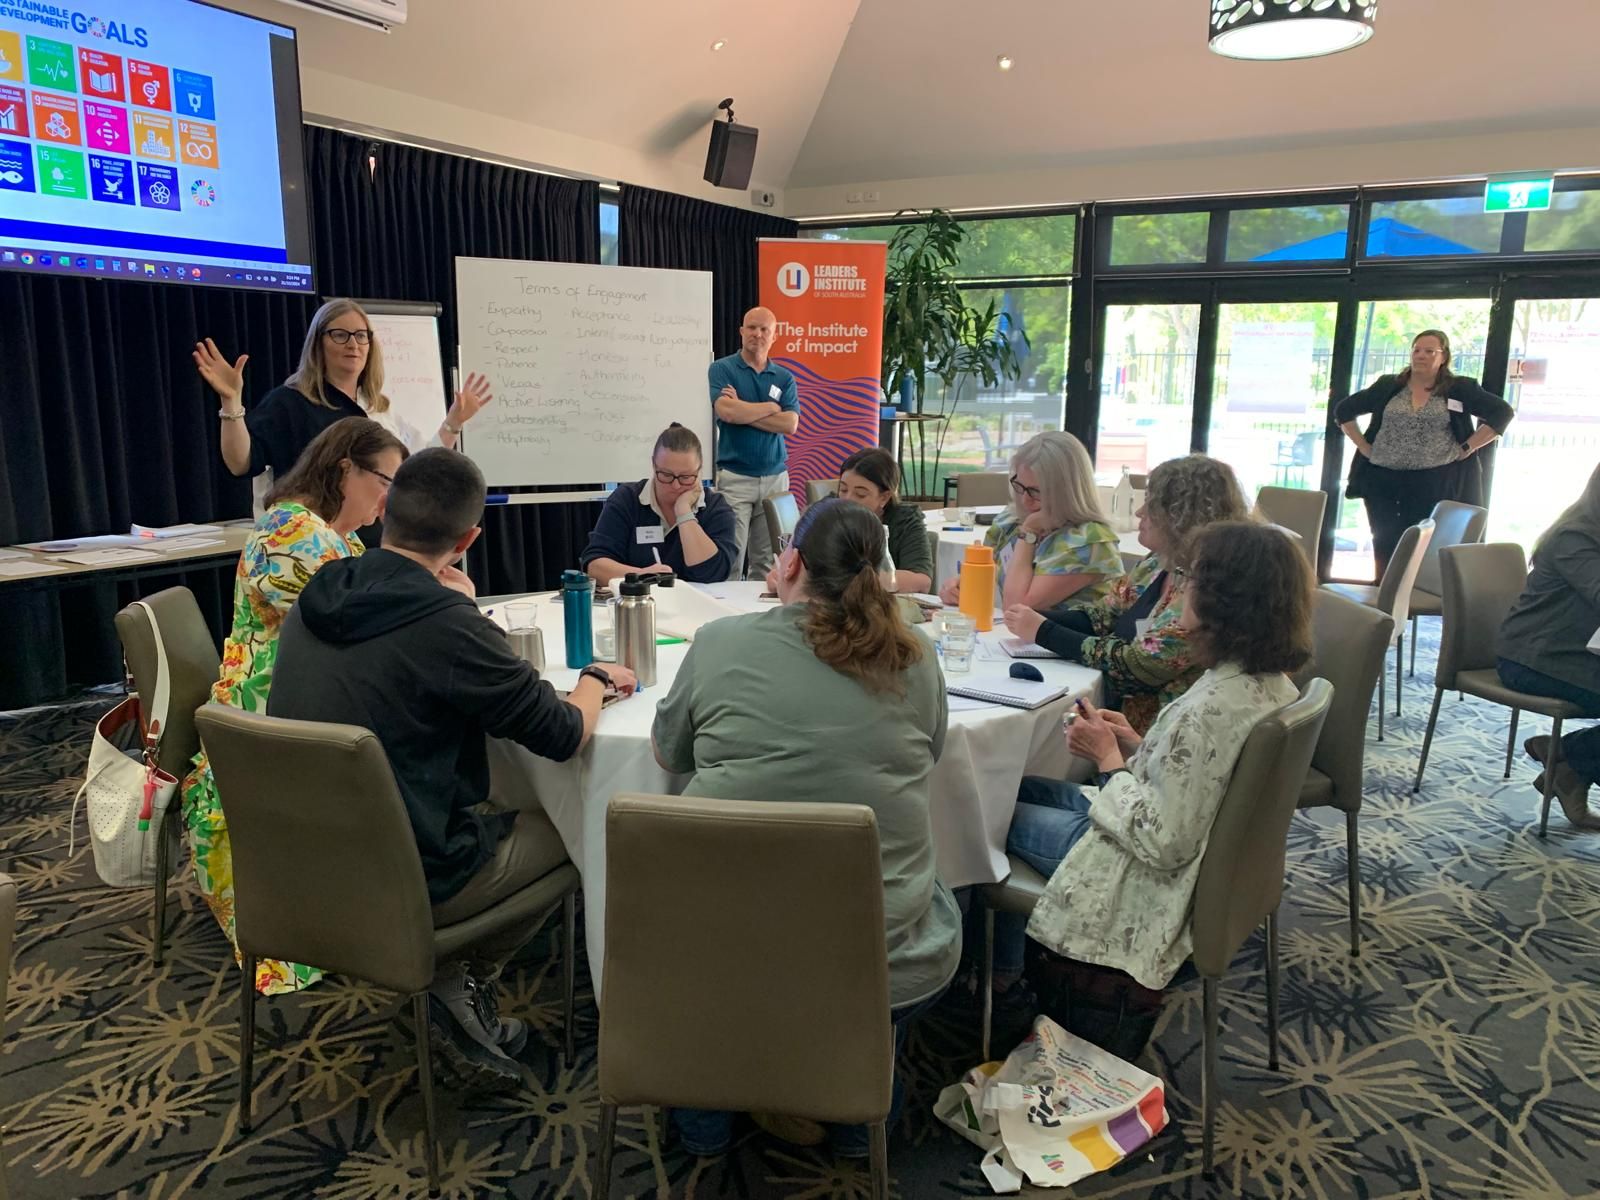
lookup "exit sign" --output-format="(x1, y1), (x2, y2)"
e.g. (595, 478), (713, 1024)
(1485, 176), (1554, 213)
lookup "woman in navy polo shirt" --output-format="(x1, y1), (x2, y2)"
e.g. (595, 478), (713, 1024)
(580, 424), (739, 584)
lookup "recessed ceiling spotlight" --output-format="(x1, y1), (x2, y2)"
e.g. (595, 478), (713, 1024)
(996, 54), (1014, 71)
(710, 39), (727, 51)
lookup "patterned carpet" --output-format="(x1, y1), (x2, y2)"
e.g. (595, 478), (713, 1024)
(4, 619), (1600, 1199)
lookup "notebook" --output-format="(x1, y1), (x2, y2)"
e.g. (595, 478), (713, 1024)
(945, 674), (1070, 710)
(999, 637), (1059, 660)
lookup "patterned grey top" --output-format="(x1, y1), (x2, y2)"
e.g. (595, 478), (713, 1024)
(1368, 388), (1462, 471)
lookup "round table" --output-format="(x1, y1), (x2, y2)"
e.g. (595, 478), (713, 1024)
(484, 581), (1101, 996)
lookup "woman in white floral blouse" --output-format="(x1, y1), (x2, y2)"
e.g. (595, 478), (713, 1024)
(1012, 521), (1315, 993)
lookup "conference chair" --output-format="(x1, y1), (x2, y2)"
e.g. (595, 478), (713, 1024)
(1256, 486), (1327, 577)
(1412, 544), (1583, 837)
(195, 707), (580, 1198)
(1293, 591), (1394, 955)
(1324, 520), (1433, 740)
(0, 872), (14, 1200)
(1191, 679), (1330, 1175)
(1406, 500), (1488, 676)
(762, 493), (801, 554)
(955, 472), (1011, 508)
(114, 587), (222, 964)
(596, 794), (894, 1199)
(805, 479), (836, 506)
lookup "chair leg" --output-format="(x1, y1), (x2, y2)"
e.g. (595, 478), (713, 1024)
(1539, 718), (1565, 839)
(1394, 634), (1403, 717)
(412, 992), (440, 1198)
(869, 1120), (890, 1200)
(1409, 614), (1418, 676)
(1202, 977), (1218, 1178)
(1413, 688), (1444, 793)
(152, 816), (169, 966)
(595, 1102), (618, 1199)
(1376, 666), (1385, 742)
(1265, 911), (1280, 1072)
(1505, 708), (1520, 780)
(562, 891), (577, 1068)
(1346, 811), (1360, 958)
(981, 906), (995, 1063)
(239, 954), (256, 1135)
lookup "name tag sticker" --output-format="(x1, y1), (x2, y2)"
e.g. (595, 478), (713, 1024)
(768, 384), (781, 400)
(1446, 398), (1465, 413)
(1135, 618), (1154, 638)
(637, 525), (665, 545)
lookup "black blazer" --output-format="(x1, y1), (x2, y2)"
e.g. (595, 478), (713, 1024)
(1333, 374), (1514, 502)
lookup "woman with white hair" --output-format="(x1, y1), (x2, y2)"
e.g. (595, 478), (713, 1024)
(939, 431), (1123, 613)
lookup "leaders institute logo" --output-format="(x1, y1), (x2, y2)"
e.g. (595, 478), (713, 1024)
(776, 261), (809, 298)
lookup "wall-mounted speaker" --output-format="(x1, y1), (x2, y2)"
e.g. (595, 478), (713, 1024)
(704, 121), (759, 189)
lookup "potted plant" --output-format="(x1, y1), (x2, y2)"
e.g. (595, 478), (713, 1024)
(881, 209), (1028, 498)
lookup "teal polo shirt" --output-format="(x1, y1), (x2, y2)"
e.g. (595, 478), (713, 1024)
(707, 352), (800, 476)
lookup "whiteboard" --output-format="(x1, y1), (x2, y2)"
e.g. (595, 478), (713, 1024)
(367, 310), (449, 453)
(455, 258), (714, 488)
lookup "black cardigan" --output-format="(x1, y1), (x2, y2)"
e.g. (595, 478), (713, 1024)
(1333, 374), (1514, 502)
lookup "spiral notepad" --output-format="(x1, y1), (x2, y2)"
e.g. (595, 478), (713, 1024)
(945, 676), (1069, 710)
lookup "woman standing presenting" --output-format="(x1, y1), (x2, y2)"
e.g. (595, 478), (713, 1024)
(1335, 329), (1513, 576)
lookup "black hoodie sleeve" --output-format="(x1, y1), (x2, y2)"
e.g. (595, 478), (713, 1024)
(441, 611), (585, 762)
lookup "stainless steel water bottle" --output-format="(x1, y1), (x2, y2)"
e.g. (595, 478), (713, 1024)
(613, 573), (657, 687)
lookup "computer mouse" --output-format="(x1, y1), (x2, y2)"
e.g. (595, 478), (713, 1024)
(1009, 662), (1045, 682)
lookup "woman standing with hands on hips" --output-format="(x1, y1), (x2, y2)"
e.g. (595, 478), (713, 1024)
(938, 431), (1122, 613)
(1335, 329), (1513, 577)
(197, 298), (494, 503)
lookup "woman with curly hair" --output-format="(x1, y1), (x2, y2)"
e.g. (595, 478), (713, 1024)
(651, 497), (959, 1158)
(1002, 454), (1250, 734)
(989, 522), (1313, 1007)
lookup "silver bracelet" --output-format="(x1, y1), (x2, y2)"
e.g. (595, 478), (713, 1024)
(442, 419), (462, 435)
(218, 407), (245, 421)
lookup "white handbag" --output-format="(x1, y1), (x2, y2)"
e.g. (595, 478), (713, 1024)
(71, 600), (182, 888)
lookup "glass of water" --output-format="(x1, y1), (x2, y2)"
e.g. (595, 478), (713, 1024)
(940, 612), (977, 674)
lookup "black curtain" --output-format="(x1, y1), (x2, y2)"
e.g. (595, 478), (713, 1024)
(0, 127), (599, 708)
(618, 185), (798, 355)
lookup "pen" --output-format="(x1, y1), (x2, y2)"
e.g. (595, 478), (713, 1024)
(485, 494), (510, 505)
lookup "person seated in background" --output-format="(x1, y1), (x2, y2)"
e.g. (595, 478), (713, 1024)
(183, 418), (406, 996)
(650, 498), (959, 1158)
(269, 449), (636, 1089)
(1499, 462), (1600, 830)
(580, 423), (738, 585)
(987, 522), (1312, 1033)
(1001, 454), (1250, 734)
(938, 431), (1122, 614)
(835, 447), (935, 594)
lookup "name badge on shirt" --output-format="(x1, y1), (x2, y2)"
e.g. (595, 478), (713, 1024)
(1446, 398), (1464, 413)
(768, 384), (782, 400)
(637, 525), (665, 545)
(1135, 618), (1154, 639)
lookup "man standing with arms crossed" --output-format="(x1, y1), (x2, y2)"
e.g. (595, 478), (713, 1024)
(708, 306), (800, 579)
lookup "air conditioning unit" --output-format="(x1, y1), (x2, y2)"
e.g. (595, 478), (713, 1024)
(270, 0), (406, 33)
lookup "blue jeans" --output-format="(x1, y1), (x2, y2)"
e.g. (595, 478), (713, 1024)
(1498, 658), (1600, 784)
(993, 778), (1095, 976)
(672, 990), (943, 1157)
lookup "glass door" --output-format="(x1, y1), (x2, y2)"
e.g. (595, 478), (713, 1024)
(1495, 297), (1600, 552)
(1095, 303), (1201, 480)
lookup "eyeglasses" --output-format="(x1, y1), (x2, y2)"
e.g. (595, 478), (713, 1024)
(778, 534), (796, 555)
(324, 328), (373, 346)
(361, 464), (393, 488)
(653, 468), (700, 487)
(1009, 475), (1042, 502)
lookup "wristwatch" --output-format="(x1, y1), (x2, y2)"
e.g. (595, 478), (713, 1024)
(579, 664), (613, 689)
(1019, 529), (1040, 545)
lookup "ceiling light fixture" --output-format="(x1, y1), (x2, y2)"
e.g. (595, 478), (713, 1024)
(996, 54), (1014, 71)
(710, 38), (727, 51)
(1209, 0), (1378, 61)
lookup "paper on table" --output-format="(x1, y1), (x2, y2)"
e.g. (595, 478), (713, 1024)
(0, 560), (66, 576)
(132, 522), (224, 539)
(654, 583), (749, 639)
(1589, 626), (1600, 656)
(154, 537), (227, 553)
(28, 533), (147, 552)
(0, 549), (27, 560)
(56, 548), (162, 566)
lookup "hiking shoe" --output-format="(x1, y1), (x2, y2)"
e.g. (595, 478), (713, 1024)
(425, 965), (523, 1091)
(467, 969), (529, 1058)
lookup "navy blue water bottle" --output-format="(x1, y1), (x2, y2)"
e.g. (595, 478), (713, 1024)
(562, 570), (594, 669)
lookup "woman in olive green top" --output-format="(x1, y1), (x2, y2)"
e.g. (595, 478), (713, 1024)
(835, 447), (935, 593)
(652, 497), (959, 1158)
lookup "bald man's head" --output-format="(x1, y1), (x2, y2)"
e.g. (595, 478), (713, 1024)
(740, 307), (778, 364)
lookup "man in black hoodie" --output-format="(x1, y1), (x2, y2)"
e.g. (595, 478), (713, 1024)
(270, 448), (636, 1087)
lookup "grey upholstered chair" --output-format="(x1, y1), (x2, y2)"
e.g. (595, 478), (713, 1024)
(805, 478), (837, 506)
(1325, 520), (1433, 739)
(762, 492), (801, 554)
(1412, 544), (1584, 837)
(1406, 500), (1488, 675)
(954, 472), (1012, 508)
(0, 872), (14, 1200)
(196, 706), (580, 1197)
(1256, 485), (1327, 576)
(1293, 591), (1394, 955)
(114, 587), (222, 964)
(596, 794), (894, 1199)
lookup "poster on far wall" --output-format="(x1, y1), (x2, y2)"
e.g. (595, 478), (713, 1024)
(758, 238), (886, 504)
(1224, 321), (1317, 415)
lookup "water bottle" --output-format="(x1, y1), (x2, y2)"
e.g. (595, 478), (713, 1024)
(958, 544), (996, 632)
(561, 570), (594, 668)
(613, 573), (657, 687)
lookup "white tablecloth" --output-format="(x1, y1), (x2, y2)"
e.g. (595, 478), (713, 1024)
(485, 581), (1101, 994)
(924, 508), (1147, 590)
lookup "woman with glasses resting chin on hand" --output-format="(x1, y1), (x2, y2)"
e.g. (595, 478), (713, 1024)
(197, 298), (494, 506)
(938, 431), (1123, 614)
(580, 423), (740, 585)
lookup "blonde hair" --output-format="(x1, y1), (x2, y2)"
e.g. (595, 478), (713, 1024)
(286, 298), (389, 413)
(1010, 431), (1110, 530)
